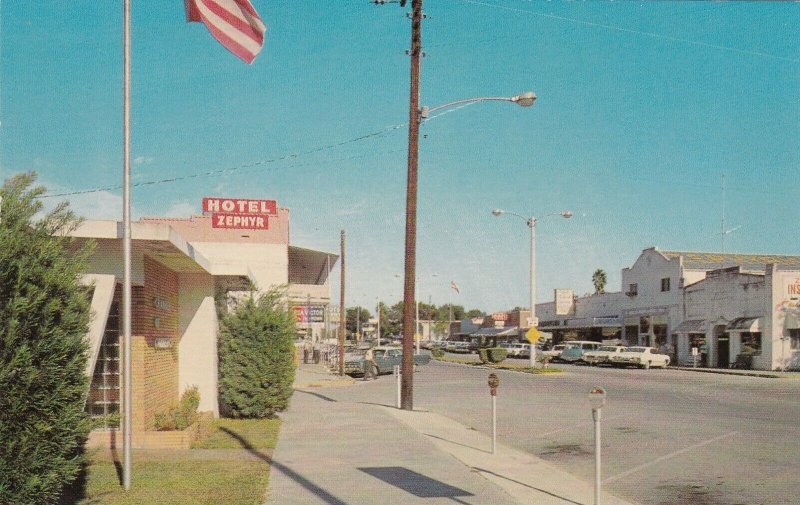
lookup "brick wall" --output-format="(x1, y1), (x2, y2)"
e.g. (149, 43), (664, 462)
(131, 256), (180, 435)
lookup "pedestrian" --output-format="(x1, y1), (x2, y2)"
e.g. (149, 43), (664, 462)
(363, 347), (377, 381)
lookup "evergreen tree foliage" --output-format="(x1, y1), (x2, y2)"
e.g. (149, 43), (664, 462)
(218, 288), (296, 418)
(0, 173), (93, 505)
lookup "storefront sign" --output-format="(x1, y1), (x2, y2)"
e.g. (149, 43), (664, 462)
(555, 288), (574, 315)
(293, 305), (325, 323)
(203, 197), (277, 229)
(785, 276), (800, 298)
(491, 312), (508, 321)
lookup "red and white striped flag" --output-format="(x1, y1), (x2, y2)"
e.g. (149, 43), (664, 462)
(451, 281), (459, 294)
(185, 0), (266, 64)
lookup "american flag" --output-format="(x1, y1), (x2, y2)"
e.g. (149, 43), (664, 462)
(451, 281), (459, 294)
(185, 0), (266, 64)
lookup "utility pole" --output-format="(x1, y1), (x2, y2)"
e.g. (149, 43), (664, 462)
(339, 230), (346, 376)
(401, 0), (423, 411)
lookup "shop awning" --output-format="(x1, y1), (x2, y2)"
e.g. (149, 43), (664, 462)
(728, 317), (761, 332)
(470, 326), (520, 337)
(674, 319), (706, 333)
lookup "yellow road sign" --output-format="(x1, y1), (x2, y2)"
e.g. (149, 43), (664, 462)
(525, 327), (541, 344)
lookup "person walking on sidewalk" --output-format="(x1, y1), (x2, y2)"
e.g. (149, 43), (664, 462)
(363, 347), (377, 381)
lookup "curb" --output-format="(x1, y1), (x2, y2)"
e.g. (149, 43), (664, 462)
(672, 367), (799, 379)
(432, 358), (564, 375)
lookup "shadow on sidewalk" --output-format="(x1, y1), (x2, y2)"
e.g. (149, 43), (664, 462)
(358, 466), (474, 504)
(295, 389), (338, 402)
(471, 466), (583, 505)
(220, 427), (349, 505)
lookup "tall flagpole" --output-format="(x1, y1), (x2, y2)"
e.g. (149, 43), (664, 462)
(122, 0), (133, 491)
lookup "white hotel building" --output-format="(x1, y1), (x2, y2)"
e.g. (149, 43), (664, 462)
(536, 247), (800, 371)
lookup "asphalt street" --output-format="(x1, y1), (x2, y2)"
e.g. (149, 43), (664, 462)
(320, 359), (800, 505)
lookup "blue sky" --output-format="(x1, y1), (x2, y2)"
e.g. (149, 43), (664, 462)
(1, 1), (798, 313)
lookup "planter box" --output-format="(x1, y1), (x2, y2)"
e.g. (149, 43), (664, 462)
(86, 412), (214, 450)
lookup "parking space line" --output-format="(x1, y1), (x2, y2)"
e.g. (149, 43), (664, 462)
(535, 415), (625, 437)
(603, 431), (738, 484)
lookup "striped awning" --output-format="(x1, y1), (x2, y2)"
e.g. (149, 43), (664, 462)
(728, 317), (762, 332)
(674, 319), (706, 333)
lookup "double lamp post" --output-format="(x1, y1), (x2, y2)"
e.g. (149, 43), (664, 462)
(491, 209), (572, 367)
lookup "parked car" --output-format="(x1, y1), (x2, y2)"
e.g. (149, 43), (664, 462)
(610, 346), (670, 369)
(541, 343), (567, 361)
(344, 346), (432, 376)
(501, 342), (531, 358)
(559, 341), (602, 363)
(583, 345), (627, 366)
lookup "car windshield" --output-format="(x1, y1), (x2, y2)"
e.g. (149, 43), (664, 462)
(627, 347), (648, 352)
(598, 346), (619, 352)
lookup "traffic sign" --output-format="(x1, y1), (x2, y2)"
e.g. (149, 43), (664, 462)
(525, 327), (542, 344)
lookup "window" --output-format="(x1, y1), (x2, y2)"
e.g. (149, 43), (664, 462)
(740, 332), (762, 355)
(86, 301), (120, 430)
(661, 278), (671, 292)
(627, 283), (638, 296)
(790, 329), (800, 350)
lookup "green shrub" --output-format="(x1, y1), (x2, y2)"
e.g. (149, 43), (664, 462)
(486, 347), (508, 363)
(153, 386), (201, 431)
(431, 347), (445, 358)
(218, 288), (296, 418)
(0, 173), (93, 505)
(478, 347), (508, 363)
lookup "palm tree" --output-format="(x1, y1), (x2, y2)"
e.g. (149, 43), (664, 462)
(592, 269), (607, 294)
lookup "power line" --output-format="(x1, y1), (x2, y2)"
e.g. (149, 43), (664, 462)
(460, 0), (799, 64)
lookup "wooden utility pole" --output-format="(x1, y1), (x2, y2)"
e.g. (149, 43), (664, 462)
(401, 0), (423, 411)
(339, 230), (346, 376)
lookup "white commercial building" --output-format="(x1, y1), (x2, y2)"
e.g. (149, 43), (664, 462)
(537, 247), (800, 371)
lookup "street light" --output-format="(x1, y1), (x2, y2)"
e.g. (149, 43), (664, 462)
(395, 0), (536, 412)
(419, 92), (536, 119)
(492, 208), (572, 367)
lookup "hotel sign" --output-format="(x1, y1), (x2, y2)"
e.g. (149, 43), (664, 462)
(202, 197), (277, 229)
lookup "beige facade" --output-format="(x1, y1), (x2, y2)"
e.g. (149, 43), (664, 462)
(72, 210), (337, 447)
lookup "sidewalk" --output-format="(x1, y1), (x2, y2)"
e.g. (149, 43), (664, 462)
(293, 361), (356, 388)
(265, 363), (638, 505)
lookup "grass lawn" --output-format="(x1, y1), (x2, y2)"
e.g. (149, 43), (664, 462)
(192, 418), (281, 449)
(60, 418), (280, 505)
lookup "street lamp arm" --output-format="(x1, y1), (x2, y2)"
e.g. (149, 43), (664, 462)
(421, 92), (536, 119)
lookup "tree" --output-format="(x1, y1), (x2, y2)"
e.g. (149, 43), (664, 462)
(345, 306), (371, 337)
(592, 268), (607, 294)
(0, 173), (93, 504)
(218, 288), (296, 418)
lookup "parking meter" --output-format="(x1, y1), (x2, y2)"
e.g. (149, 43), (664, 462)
(488, 373), (500, 396)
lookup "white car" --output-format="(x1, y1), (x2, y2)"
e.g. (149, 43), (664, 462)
(540, 344), (567, 361)
(501, 342), (530, 358)
(610, 346), (670, 369)
(583, 345), (627, 366)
